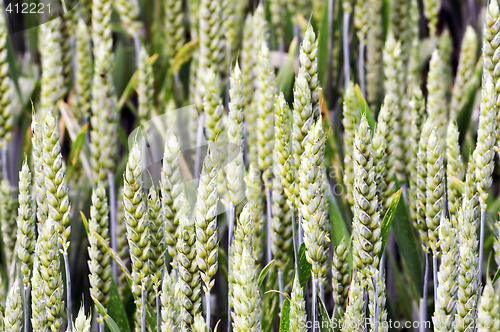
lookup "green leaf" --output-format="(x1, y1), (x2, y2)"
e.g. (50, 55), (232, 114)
(170, 39), (198, 74)
(145, 301), (158, 332)
(327, 193), (350, 248)
(80, 211), (90, 236)
(92, 296), (121, 332)
(318, 297), (334, 332)
(354, 84), (376, 133)
(278, 298), (291, 332)
(92, 230), (132, 285)
(118, 53), (159, 110)
(106, 281), (132, 332)
(378, 189), (402, 259)
(68, 124), (89, 181)
(258, 260), (275, 286)
(317, 3), (330, 86)
(493, 268), (500, 286)
(391, 194), (423, 295)
(298, 243), (312, 292)
(276, 38), (298, 102)
(218, 246), (228, 279)
(457, 60), (482, 144)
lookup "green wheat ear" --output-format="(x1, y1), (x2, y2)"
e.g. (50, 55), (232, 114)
(289, 271), (306, 332)
(161, 130), (184, 265)
(352, 115), (381, 270)
(272, 93), (293, 271)
(88, 184), (112, 312)
(177, 212), (202, 330)
(195, 145), (219, 293)
(123, 143), (150, 310)
(42, 111), (71, 250)
(16, 160), (36, 287)
(477, 280), (500, 331)
(332, 237), (350, 317)
(148, 184), (165, 304)
(342, 82), (359, 206)
(231, 204), (262, 332)
(4, 278), (23, 331)
(74, 305), (91, 332)
(299, 119), (327, 277)
(0, 178), (16, 265)
(342, 271), (366, 330)
(37, 218), (64, 331)
(0, 9), (13, 144)
(138, 46), (155, 125)
(161, 269), (179, 331)
(165, 0), (185, 64)
(433, 215), (458, 331)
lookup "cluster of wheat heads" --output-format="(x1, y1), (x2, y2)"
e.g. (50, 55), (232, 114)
(1, 0), (500, 331)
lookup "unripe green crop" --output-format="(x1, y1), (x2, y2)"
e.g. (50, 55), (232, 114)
(0, 179), (15, 265)
(0, 10), (13, 144)
(195, 146), (219, 292)
(352, 116), (381, 270)
(332, 238), (350, 316)
(177, 213), (202, 330)
(88, 184), (112, 309)
(17, 160), (36, 286)
(289, 272), (306, 332)
(4, 279), (22, 331)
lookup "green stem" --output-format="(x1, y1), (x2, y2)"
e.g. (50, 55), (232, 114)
(343, 11), (350, 90)
(227, 203), (234, 332)
(156, 291), (161, 332)
(194, 112), (206, 185)
(312, 274), (318, 332)
(108, 171), (118, 284)
(173, 72), (182, 108)
(278, 268), (284, 309)
(432, 253), (438, 307)
(372, 271), (380, 331)
(141, 288), (146, 332)
(420, 253), (430, 332)
(291, 206), (298, 268)
(24, 285), (29, 332)
(63, 251), (73, 332)
(479, 208), (485, 285)
(358, 42), (365, 98)
(206, 289), (211, 329)
(265, 187), (273, 265)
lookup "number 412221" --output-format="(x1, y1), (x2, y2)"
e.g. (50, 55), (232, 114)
(5, 2), (51, 14)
